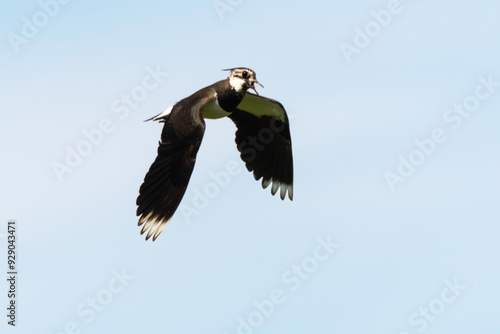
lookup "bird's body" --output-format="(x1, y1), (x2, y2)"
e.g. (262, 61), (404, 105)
(137, 68), (294, 241)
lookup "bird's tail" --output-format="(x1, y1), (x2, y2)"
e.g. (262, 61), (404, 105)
(144, 106), (173, 122)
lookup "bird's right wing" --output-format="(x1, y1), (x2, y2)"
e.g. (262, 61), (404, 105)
(136, 102), (206, 241)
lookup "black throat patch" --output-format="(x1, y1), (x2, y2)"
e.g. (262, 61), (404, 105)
(217, 81), (246, 112)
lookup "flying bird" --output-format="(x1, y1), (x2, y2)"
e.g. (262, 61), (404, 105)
(136, 68), (294, 241)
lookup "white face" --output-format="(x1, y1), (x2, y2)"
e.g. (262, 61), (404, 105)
(227, 68), (260, 93)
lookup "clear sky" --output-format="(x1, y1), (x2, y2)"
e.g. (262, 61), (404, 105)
(1, 0), (500, 333)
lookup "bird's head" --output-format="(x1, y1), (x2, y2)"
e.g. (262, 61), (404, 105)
(224, 67), (264, 95)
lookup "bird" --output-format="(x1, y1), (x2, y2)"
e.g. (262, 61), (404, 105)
(136, 67), (294, 241)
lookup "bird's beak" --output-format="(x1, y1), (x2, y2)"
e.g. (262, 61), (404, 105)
(251, 80), (264, 95)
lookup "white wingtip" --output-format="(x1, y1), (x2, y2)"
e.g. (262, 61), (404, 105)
(280, 185), (286, 200)
(139, 215), (171, 241)
(262, 178), (293, 201)
(287, 184), (293, 201)
(277, 183), (293, 201)
(271, 181), (280, 196)
(262, 178), (272, 189)
(261, 178), (293, 200)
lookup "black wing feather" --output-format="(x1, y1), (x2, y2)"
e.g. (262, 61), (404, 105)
(136, 107), (205, 241)
(229, 93), (294, 200)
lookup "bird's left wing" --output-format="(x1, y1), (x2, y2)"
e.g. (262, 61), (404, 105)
(229, 93), (294, 200)
(136, 101), (206, 241)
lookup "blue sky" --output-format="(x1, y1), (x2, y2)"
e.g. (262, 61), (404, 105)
(1, 0), (500, 333)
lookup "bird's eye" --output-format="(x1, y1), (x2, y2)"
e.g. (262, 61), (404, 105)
(242, 71), (249, 79)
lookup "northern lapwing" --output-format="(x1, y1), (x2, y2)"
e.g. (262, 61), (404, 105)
(136, 68), (294, 241)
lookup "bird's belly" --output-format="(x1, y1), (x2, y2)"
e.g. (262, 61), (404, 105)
(202, 99), (232, 119)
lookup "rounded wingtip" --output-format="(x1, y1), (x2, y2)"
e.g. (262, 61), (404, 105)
(264, 179), (293, 201)
(139, 217), (171, 242)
